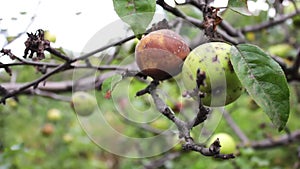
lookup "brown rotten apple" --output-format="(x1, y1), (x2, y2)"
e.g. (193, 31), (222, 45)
(135, 29), (190, 80)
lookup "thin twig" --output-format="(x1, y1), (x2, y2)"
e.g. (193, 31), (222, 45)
(156, 0), (204, 29)
(137, 81), (235, 159)
(249, 130), (300, 149)
(74, 35), (136, 61)
(242, 10), (300, 32)
(2, 1), (40, 48)
(34, 90), (71, 102)
(223, 110), (250, 145)
(0, 33), (138, 102)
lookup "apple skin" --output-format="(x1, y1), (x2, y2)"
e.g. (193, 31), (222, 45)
(6, 98), (17, 108)
(63, 133), (74, 144)
(135, 29), (190, 80)
(47, 108), (61, 121)
(150, 118), (171, 130)
(71, 91), (97, 117)
(182, 42), (243, 107)
(268, 44), (293, 58)
(44, 30), (56, 43)
(206, 133), (237, 154)
(41, 123), (55, 136)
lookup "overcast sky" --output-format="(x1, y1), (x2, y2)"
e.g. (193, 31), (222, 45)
(0, 0), (119, 57)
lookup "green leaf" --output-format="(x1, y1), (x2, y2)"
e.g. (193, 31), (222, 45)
(230, 44), (290, 131)
(228, 0), (251, 16)
(101, 74), (122, 99)
(113, 0), (156, 36)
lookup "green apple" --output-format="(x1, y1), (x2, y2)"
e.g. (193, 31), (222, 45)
(150, 118), (171, 130)
(62, 133), (74, 143)
(268, 44), (293, 58)
(172, 136), (184, 151)
(71, 91), (97, 117)
(44, 30), (56, 43)
(47, 108), (61, 121)
(182, 42), (243, 107)
(6, 98), (17, 108)
(206, 132), (236, 154)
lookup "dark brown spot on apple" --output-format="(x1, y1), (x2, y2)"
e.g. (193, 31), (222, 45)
(212, 55), (218, 62)
(227, 60), (234, 72)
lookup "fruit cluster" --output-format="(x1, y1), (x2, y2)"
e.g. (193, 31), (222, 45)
(135, 29), (243, 107)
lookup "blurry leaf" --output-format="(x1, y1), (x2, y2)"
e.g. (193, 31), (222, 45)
(6, 36), (16, 43)
(101, 74), (122, 99)
(228, 0), (252, 16)
(19, 11), (27, 15)
(10, 143), (24, 151)
(250, 156), (270, 167)
(113, 0), (156, 36)
(230, 44), (290, 131)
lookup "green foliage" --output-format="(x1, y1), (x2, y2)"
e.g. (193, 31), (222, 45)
(230, 44), (290, 131)
(101, 74), (122, 99)
(227, 0), (251, 16)
(0, 96), (109, 169)
(113, 0), (156, 37)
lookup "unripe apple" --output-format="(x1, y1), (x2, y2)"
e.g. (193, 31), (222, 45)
(206, 132), (236, 154)
(135, 29), (190, 80)
(71, 91), (97, 117)
(44, 30), (56, 43)
(182, 42), (243, 107)
(47, 108), (61, 121)
(62, 133), (74, 144)
(268, 44), (293, 58)
(6, 98), (17, 108)
(172, 136), (185, 151)
(150, 118), (171, 130)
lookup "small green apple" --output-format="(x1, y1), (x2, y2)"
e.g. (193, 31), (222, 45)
(44, 30), (56, 43)
(71, 91), (97, 117)
(206, 132), (237, 154)
(172, 136), (184, 151)
(6, 98), (17, 108)
(47, 108), (61, 121)
(62, 133), (74, 143)
(182, 42), (243, 107)
(150, 118), (171, 130)
(268, 44), (293, 58)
